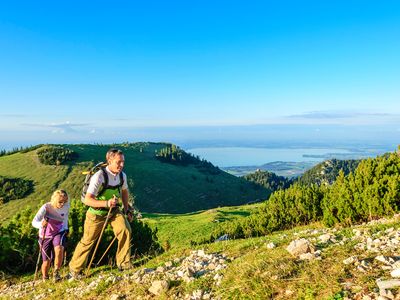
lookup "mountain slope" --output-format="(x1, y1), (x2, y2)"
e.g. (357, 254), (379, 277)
(296, 158), (360, 185)
(243, 169), (292, 193)
(2, 205), (400, 300)
(0, 143), (270, 221)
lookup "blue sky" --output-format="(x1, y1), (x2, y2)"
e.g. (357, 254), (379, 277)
(0, 1), (399, 148)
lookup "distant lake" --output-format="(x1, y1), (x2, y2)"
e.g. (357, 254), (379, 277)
(186, 147), (376, 168)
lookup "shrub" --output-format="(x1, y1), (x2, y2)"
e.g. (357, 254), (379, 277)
(37, 146), (78, 165)
(204, 183), (325, 242)
(322, 152), (400, 226)
(297, 159), (360, 186)
(243, 170), (292, 192)
(0, 175), (34, 203)
(202, 149), (400, 244)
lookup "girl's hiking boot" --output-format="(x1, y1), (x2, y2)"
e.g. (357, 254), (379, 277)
(53, 269), (61, 282)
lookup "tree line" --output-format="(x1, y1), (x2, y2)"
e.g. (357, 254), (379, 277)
(0, 144), (44, 157)
(196, 149), (400, 243)
(296, 158), (360, 186)
(244, 170), (292, 192)
(156, 144), (221, 175)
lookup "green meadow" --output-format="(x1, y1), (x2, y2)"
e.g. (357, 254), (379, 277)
(0, 143), (269, 222)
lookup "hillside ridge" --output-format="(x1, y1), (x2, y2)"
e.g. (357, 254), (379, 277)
(0, 143), (270, 221)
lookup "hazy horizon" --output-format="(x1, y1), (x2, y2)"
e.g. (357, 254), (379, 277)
(1, 123), (399, 151)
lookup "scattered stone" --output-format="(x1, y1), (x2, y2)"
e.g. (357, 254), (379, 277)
(110, 294), (123, 300)
(148, 280), (169, 296)
(286, 238), (315, 256)
(391, 269), (400, 278)
(266, 242), (276, 249)
(191, 289), (203, 299)
(375, 256), (393, 265)
(165, 261), (173, 268)
(376, 279), (400, 290)
(285, 289), (294, 296)
(357, 265), (367, 273)
(299, 253), (316, 260)
(343, 256), (358, 265)
(318, 233), (334, 243)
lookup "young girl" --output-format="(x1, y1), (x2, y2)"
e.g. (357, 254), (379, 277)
(32, 189), (70, 282)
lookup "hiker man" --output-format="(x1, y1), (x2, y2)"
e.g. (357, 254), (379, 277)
(69, 148), (133, 278)
(32, 189), (70, 282)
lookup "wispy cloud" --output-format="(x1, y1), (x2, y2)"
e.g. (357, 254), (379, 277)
(282, 110), (400, 125)
(22, 121), (89, 134)
(287, 111), (392, 119)
(1, 114), (27, 118)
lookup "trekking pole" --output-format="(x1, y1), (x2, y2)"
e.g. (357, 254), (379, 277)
(85, 206), (113, 277)
(34, 218), (48, 284)
(96, 210), (135, 268)
(95, 235), (117, 267)
(63, 249), (67, 267)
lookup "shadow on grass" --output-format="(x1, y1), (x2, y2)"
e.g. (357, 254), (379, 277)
(218, 210), (251, 217)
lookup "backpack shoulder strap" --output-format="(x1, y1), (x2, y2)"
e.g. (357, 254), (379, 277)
(100, 167), (108, 189)
(119, 172), (124, 188)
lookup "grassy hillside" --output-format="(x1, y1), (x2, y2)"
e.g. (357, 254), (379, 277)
(0, 143), (269, 222)
(2, 204), (400, 299)
(1, 149), (399, 299)
(142, 203), (262, 249)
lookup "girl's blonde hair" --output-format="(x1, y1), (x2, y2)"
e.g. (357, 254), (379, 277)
(50, 189), (69, 207)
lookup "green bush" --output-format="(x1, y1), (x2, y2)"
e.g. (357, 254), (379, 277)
(243, 170), (292, 192)
(0, 175), (34, 203)
(322, 152), (400, 226)
(297, 159), (360, 186)
(37, 146), (78, 165)
(204, 183), (325, 242)
(202, 150), (400, 243)
(0, 208), (38, 273)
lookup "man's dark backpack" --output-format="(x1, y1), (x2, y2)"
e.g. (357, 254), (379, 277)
(81, 161), (124, 203)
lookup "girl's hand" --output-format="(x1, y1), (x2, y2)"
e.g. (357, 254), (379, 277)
(42, 219), (48, 227)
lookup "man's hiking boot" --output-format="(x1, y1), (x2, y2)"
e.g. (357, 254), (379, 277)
(53, 269), (61, 282)
(117, 263), (133, 272)
(67, 270), (83, 281)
